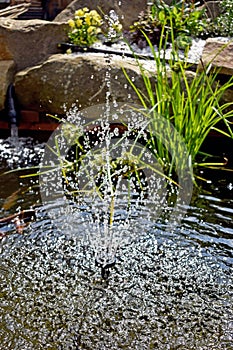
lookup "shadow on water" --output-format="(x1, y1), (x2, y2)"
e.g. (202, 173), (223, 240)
(0, 138), (232, 350)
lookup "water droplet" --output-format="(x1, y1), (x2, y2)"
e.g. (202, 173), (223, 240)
(114, 128), (119, 137)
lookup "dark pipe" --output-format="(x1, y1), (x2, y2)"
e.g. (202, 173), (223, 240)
(5, 83), (20, 127)
(58, 43), (198, 71)
(58, 42), (154, 59)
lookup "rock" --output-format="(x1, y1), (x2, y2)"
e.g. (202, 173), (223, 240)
(201, 38), (233, 106)
(0, 18), (68, 72)
(0, 60), (16, 111)
(14, 53), (146, 115)
(54, 0), (148, 29)
(201, 38), (233, 76)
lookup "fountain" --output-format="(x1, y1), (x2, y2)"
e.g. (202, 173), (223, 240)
(38, 101), (194, 279)
(0, 3), (233, 349)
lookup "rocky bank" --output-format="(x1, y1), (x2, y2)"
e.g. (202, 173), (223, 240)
(0, 0), (232, 120)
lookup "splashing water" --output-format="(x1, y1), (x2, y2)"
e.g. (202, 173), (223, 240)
(0, 189), (232, 349)
(0, 88), (232, 350)
(37, 8), (194, 272)
(0, 137), (44, 169)
(38, 100), (193, 281)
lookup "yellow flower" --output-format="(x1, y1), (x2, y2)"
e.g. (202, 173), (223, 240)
(96, 28), (102, 34)
(84, 14), (91, 26)
(83, 7), (89, 12)
(75, 9), (84, 17)
(93, 17), (102, 26)
(68, 19), (75, 28)
(90, 10), (102, 26)
(76, 18), (83, 27)
(89, 10), (99, 18)
(115, 23), (123, 32)
(87, 26), (96, 35)
(66, 48), (72, 54)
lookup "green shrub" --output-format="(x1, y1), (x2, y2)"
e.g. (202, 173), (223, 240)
(208, 0), (233, 37)
(129, 0), (209, 48)
(67, 7), (103, 47)
(123, 29), (233, 180)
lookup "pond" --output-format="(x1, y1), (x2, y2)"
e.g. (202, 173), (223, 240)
(0, 136), (232, 350)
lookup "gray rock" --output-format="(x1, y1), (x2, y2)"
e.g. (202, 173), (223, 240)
(201, 38), (233, 76)
(201, 37), (233, 106)
(14, 53), (145, 115)
(0, 18), (68, 72)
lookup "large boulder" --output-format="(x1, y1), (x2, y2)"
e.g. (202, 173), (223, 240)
(14, 53), (146, 115)
(201, 38), (233, 107)
(0, 60), (16, 111)
(54, 0), (148, 29)
(14, 45), (233, 118)
(0, 18), (68, 72)
(201, 38), (233, 76)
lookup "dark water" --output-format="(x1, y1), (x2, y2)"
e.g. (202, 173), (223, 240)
(0, 139), (232, 350)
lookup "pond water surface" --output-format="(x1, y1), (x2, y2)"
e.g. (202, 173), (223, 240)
(0, 137), (232, 350)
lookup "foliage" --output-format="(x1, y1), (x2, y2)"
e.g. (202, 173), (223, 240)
(208, 0), (233, 37)
(67, 7), (123, 47)
(67, 7), (103, 47)
(123, 30), (233, 179)
(129, 0), (209, 48)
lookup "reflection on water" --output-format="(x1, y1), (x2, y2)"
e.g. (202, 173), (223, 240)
(0, 141), (233, 349)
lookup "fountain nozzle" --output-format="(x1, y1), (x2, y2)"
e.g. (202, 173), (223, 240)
(95, 253), (116, 279)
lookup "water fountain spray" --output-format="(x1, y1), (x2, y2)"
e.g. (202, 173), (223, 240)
(38, 8), (193, 280)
